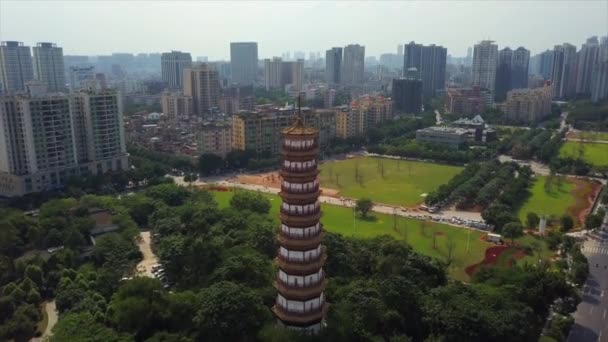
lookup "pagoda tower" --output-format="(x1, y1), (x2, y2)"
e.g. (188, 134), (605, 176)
(272, 109), (328, 333)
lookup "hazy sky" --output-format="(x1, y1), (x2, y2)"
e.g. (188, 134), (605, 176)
(1, 1), (607, 59)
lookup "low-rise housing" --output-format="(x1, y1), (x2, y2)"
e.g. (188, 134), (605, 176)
(416, 126), (468, 149)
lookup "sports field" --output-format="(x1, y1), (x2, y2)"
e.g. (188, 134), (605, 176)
(212, 189), (551, 282)
(319, 157), (463, 207)
(559, 141), (608, 167)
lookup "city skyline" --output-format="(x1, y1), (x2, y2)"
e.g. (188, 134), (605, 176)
(1, 1), (606, 59)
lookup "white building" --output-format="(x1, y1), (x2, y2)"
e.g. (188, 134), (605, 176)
(472, 40), (498, 93)
(69, 66), (95, 92)
(32, 42), (65, 92)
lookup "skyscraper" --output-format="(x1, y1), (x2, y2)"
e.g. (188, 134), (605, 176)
(392, 72), (423, 114)
(403, 42), (447, 99)
(539, 50), (554, 80)
(551, 43), (577, 99)
(230, 42), (258, 85)
(32, 42), (65, 92)
(342, 44), (365, 86)
(265, 57), (284, 90)
(69, 66), (95, 92)
(472, 40), (498, 94)
(273, 113), (328, 334)
(161, 51), (192, 90)
(0, 41), (34, 94)
(183, 63), (220, 117)
(494, 47), (513, 102)
(325, 47), (342, 85)
(576, 36), (600, 95)
(511, 47), (530, 89)
(591, 61), (608, 103)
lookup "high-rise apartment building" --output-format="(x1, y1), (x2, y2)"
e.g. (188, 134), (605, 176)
(265, 58), (304, 91)
(392, 74), (422, 114)
(0, 41), (34, 94)
(342, 44), (365, 86)
(403, 42), (447, 99)
(494, 47), (513, 102)
(511, 47), (530, 89)
(576, 36), (600, 95)
(0, 81), (127, 196)
(161, 91), (193, 121)
(504, 81), (552, 124)
(472, 40), (498, 94)
(445, 87), (491, 116)
(336, 108), (359, 138)
(161, 51), (192, 90)
(71, 84), (128, 173)
(69, 66), (95, 92)
(591, 61), (608, 103)
(32, 42), (65, 92)
(551, 43), (577, 99)
(230, 42), (258, 85)
(219, 84), (255, 115)
(325, 47), (342, 85)
(183, 63), (220, 117)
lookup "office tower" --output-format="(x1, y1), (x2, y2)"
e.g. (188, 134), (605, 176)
(472, 40), (498, 94)
(576, 36), (600, 95)
(539, 50), (554, 80)
(403, 42), (447, 100)
(265, 57), (283, 90)
(161, 51), (192, 90)
(183, 63), (220, 117)
(0, 41), (34, 94)
(69, 66), (95, 92)
(230, 42), (258, 85)
(273, 115), (328, 334)
(494, 47), (513, 102)
(342, 44), (365, 86)
(32, 42), (65, 92)
(161, 91), (193, 121)
(551, 43), (577, 99)
(392, 71), (423, 114)
(325, 47), (342, 85)
(71, 84), (128, 173)
(511, 47), (530, 89)
(397, 44), (404, 57)
(264, 58), (304, 91)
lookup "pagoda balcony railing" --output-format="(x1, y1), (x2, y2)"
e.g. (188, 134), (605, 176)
(281, 165), (317, 173)
(276, 253), (326, 274)
(280, 225), (322, 239)
(280, 207), (321, 216)
(282, 143), (319, 152)
(272, 303), (328, 324)
(281, 185), (320, 194)
(280, 147), (320, 157)
(274, 278), (328, 300)
(274, 301), (327, 316)
(277, 249), (325, 264)
(275, 274), (326, 289)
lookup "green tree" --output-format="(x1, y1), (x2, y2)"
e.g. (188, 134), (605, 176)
(229, 191), (271, 214)
(51, 312), (131, 342)
(198, 153), (224, 175)
(526, 212), (540, 228)
(502, 222), (524, 244)
(585, 213), (603, 230)
(560, 215), (574, 232)
(355, 198), (373, 218)
(194, 281), (270, 340)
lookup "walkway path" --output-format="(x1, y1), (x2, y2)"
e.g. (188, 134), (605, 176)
(135, 231), (158, 277)
(31, 300), (57, 342)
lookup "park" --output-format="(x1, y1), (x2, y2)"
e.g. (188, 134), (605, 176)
(318, 156), (463, 207)
(211, 189), (552, 282)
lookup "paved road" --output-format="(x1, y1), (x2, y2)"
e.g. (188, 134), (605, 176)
(568, 213), (608, 342)
(498, 155), (551, 176)
(31, 300), (57, 342)
(135, 231), (158, 277)
(566, 138), (608, 145)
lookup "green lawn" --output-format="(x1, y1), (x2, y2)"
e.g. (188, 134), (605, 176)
(318, 157), (463, 207)
(569, 131), (608, 142)
(559, 141), (608, 167)
(212, 190), (551, 282)
(518, 176), (576, 225)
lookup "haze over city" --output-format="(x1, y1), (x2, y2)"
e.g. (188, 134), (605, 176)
(1, 0), (607, 58)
